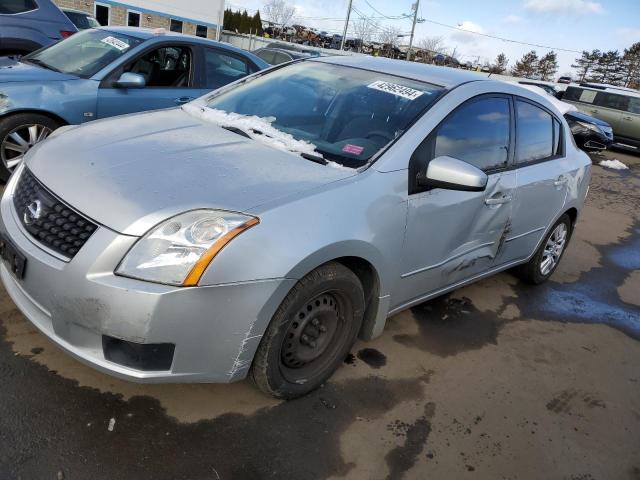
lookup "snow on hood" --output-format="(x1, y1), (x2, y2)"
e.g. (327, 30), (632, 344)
(182, 104), (318, 156)
(516, 83), (577, 114)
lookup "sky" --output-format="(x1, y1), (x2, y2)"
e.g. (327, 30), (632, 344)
(224, 0), (640, 77)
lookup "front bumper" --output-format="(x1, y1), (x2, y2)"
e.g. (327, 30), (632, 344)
(0, 168), (294, 383)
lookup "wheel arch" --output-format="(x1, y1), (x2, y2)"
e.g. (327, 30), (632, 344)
(1, 109), (70, 127)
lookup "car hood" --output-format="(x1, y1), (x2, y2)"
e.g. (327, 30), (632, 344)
(0, 57), (78, 83)
(564, 110), (611, 127)
(25, 108), (356, 236)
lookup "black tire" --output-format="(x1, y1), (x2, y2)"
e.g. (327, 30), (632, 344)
(0, 113), (61, 182)
(250, 262), (365, 399)
(514, 214), (573, 285)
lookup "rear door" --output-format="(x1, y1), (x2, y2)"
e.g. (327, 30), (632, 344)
(501, 98), (568, 263)
(398, 95), (516, 305)
(616, 96), (640, 143)
(96, 43), (199, 118)
(200, 47), (258, 96)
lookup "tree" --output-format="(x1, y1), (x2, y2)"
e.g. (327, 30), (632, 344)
(351, 15), (376, 48)
(417, 36), (445, 54)
(511, 50), (538, 79)
(252, 11), (263, 35)
(537, 51), (558, 81)
(622, 42), (640, 88)
(490, 53), (509, 74)
(377, 26), (402, 47)
(571, 49), (601, 82)
(263, 0), (296, 28)
(591, 50), (625, 85)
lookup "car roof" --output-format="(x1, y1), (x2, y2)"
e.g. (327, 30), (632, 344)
(96, 27), (268, 66)
(570, 82), (640, 98)
(312, 55), (485, 88)
(258, 47), (313, 58)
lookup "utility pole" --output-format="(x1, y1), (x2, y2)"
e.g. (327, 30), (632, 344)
(407, 0), (419, 61)
(340, 0), (353, 51)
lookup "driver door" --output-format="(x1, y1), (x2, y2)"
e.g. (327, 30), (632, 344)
(96, 44), (197, 118)
(396, 95), (516, 307)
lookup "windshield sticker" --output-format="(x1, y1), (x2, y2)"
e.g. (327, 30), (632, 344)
(101, 36), (130, 51)
(342, 144), (364, 155)
(367, 81), (424, 100)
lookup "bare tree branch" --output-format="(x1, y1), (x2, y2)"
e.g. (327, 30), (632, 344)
(263, 0), (296, 27)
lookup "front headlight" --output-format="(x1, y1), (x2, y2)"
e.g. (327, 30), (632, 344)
(116, 210), (259, 286)
(576, 121), (601, 133)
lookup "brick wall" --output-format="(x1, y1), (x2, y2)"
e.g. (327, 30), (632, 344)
(53, 0), (92, 14)
(141, 13), (170, 29)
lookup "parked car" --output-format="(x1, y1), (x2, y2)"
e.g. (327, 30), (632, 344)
(253, 47), (314, 65)
(0, 0), (77, 55)
(265, 42), (320, 57)
(558, 76), (572, 84)
(0, 26), (269, 179)
(518, 80), (563, 98)
(561, 83), (640, 149)
(0, 57), (591, 399)
(61, 8), (100, 30)
(516, 83), (613, 151)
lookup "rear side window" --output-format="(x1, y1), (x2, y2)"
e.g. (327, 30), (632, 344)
(204, 49), (251, 89)
(562, 87), (582, 102)
(433, 97), (510, 172)
(273, 52), (292, 65)
(593, 92), (630, 111)
(628, 98), (640, 114)
(0, 0), (37, 14)
(255, 49), (275, 64)
(516, 100), (559, 164)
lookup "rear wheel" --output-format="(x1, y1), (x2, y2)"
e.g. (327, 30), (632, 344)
(250, 262), (365, 399)
(0, 113), (60, 181)
(514, 214), (572, 285)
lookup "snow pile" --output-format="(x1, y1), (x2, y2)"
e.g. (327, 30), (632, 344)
(598, 159), (629, 170)
(183, 104), (317, 156)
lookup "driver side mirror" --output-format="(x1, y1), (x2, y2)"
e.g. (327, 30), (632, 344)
(114, 72), (146, 89)
(417, 155), (488, 192)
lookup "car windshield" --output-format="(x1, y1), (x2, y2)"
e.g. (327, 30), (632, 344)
(23, 29), (143, 78)
(201, 62), (443, 167)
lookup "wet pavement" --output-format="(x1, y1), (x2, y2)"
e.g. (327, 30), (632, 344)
(1, 149), (639, 480)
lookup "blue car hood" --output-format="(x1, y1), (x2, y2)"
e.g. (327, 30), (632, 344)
(0, 57), (78, 83)
(564, 110), (611, 127)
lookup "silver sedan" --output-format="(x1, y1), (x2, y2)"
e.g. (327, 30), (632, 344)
(0, 56), (591, 398)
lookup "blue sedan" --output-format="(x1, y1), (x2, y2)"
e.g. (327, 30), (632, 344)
(0, 27), (269, 180)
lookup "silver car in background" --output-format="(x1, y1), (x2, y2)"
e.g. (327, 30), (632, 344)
(0, 56), (591, 398)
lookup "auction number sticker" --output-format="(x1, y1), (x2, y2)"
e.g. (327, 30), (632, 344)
(101, 36), (130, 51)
(367, 81), (424, 100)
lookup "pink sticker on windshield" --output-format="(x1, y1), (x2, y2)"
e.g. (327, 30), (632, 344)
(342, 144), (364, 155)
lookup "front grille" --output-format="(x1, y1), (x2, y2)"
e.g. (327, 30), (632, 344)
(12, 169), (98, 258)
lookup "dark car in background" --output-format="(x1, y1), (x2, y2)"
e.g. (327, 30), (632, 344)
(0, 0), (77, 55)
(558, 76), (572, 84)
(564, 110), (613, 151)
(62, 8), (99, 30)
(254, 47), (314, 65)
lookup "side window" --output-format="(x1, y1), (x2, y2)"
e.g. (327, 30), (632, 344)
(273, 52), (293, 65)
(0, 0), (37, 14)
(628, 98), (640, 114)
(562, 87), (583, 102)
(124, 46), (192, 88)
(255, 49), (275, 65)
(594, 92), (630, 111)
(516, 100), (557, 164)
(204, 49), (250, 90)
(433, 97), (510, 172)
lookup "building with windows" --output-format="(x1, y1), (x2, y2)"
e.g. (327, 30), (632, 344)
(53, 0), (224, 39)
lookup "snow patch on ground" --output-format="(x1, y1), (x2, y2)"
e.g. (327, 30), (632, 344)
(183, 104), (317, 156)
(598, 159), (629, 170)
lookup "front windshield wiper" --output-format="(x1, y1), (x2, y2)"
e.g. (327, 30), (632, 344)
(300, 152), (328, 165)
(221, 125), (252, 139)
(23, 58), (62, 73)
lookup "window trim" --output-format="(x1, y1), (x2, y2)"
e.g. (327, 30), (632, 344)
(94, 2), (110, 26)
(169, 18), (184, 33)
(99, 41), (198, 89)
(408, 93), (514, 195)
(127, 9), (141, 27)
(0, 0), (38, 15)
(512, 95), (565, 169)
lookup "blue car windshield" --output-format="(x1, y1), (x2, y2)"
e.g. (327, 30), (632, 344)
(24, 29), (143, 78)
(204, 62), (443, 167)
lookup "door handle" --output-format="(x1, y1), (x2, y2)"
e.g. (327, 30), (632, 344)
(554, 176), (568, 186)
(174, 96), (194, 105)
(484, 194), (512, 206)
(623, 116), (633, 121)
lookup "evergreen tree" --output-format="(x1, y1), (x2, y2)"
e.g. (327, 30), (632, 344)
(252, 11), (263, 35)
(571, 49), (601, 82)
(240, 10), (250, 33)
(491, 53), (508, 74)
(511, 50), (538, 79)
(591, 50), (625, 85)
(622, 42), (640, 88)
(537, 51), (558, 81)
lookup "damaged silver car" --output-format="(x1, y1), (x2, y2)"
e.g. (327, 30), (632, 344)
(0, 56), (591, 398)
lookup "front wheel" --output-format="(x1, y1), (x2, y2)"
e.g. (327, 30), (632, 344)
(514, 214), (572, 285)
(0, 113), (60, 182)
(250, 262), (365, 399)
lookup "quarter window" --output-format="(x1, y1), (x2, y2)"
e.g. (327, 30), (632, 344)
(0, 0), (37, 14)
(433, 97), (510, 172)
(515, 100), (557, 164)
